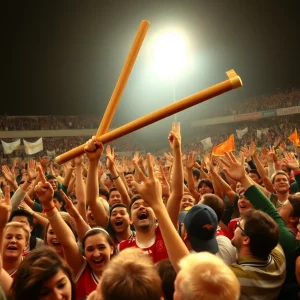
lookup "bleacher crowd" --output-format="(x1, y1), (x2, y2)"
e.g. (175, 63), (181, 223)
(1, 88), (300, 300)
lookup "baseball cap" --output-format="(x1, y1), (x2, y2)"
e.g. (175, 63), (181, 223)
(179, 204), (218, 254)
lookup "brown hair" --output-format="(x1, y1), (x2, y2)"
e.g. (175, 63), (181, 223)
(156, 259), (176, 300)
(82, 227), (115, 255)
(242, 209), (279, 259)
(10, 246), (76, 300)
(44, 215), (78, 244)
(100, 248), (162, 300)
(201, 194), (224, 222)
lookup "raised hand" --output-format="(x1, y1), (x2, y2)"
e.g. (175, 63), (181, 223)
(282, 152), (299, 171)
(0, 186), (11, 228)
(1, 165), (15, 184)
(60, 190), (79, 219)
(19, 200), (34, 215)
(159, 164), (170, 197)
(186, 151), (196, 170)
(131, 154), (163, 210)
(221, 152), (246, 182)
(27, 159), (38, 181)
(168, 122), (181, 150)
(240, 145), (251, 161)
(106, 145), (116, 170)
(84, 136), (104, 162)
(34, 167), (54, 207)
(75, 156), (83, 166)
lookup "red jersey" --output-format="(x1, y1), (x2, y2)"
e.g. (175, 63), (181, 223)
(75, 261), (98, 300)
(227, 217), (240, 240)
(216, 227), (231, 240)
(119, 226), (169, 263)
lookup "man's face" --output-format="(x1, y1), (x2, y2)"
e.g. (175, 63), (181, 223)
(278, 200), (295, 225)
(3, 227), (28, 259)
(273, 174), (289, 194)
(198, 183), (213, 196)
(248, 172), (261, 184)
(11, 216), (32, 232)
(108, 190), (122, 206)
(236, 182), (243, 195)
(86, 206), (97, 227)
(180, 195), (195, 211)
(110, 207), (131, 233)
(237, 192), (252, 215)
(53, 198), (63, 211)
(231, 219), (247, 250)
(47, 179), (58, 191)
(125, 174), (134, 187)
(130, 199), (155, 232)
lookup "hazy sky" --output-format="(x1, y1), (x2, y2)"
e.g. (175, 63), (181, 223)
(4, 0), (300, 123)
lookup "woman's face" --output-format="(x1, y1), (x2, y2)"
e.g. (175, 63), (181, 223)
(84, 233), (113, 275)
(39, 269), (72, 300)
(46, 225), (63, 255)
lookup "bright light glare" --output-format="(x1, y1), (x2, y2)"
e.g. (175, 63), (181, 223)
(153, 31), (187, 79)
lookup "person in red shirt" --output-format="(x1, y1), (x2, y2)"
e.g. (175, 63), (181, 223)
(108, 203), (135, 246)
(119, 194), (169, 263)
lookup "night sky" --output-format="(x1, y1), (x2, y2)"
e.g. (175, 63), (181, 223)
(4, 0), (300, 124)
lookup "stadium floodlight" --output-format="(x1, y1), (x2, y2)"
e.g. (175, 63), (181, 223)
(152, 31), (187, 79)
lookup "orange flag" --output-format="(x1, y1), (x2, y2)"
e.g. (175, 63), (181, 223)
(288, 129), (299, 145)
(212, 134), (235, 156)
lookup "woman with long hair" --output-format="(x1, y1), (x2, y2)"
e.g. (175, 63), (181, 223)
(11, 246), (76, 300)
(34, 167), (115, 299)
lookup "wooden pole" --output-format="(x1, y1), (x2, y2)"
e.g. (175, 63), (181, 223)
(96, 20), (150, 136)
(55, 70), (242, 165)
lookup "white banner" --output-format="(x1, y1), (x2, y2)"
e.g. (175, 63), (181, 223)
(23, 138), (43, 155)
(1, 139), (21, 154)
(46, 150), (56, 158)
(201, 137), (213, 150)
(257, 128), (269, 139)
(236, 127), (248, 139)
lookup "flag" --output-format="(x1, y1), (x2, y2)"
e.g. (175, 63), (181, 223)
(47, 150), (56, 158)
(1, 139), (21, 154)
(212, 134), (235, 156)
(257, 128), (269, 139)
(236, 127), (248, 139)
(288, 129), (299, 145)
(23, 138), (43, 155)
(201, 137), (213, 150)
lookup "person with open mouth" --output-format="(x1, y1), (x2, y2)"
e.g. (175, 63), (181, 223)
(2, 221), (30, 278)
(108, 203), (135, 246)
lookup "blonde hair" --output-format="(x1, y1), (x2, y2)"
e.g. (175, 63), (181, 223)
(100, 248), (162, 300)
(5, 222), (30, 242)
(178, 252), (240, 300)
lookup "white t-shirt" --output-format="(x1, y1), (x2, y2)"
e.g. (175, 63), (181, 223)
(216, 235), (237, 265)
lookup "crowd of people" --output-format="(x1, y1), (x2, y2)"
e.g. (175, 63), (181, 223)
(0, 119), (300, 299)
(1, 89), (299, 133)
(211, 88), (300, 118)
(1, 86), (300, 300)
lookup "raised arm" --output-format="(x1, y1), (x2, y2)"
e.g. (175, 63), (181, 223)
(34, 167), (84, 276)
(106, 145), (131, 206)
(166, 123), (184, 227)
(85, 137), (109, 228)
(75, 156), (87, 222)
(186, 152), (200, 202)
(0, 186), (13, 295)
(132, 154), (189, 273)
